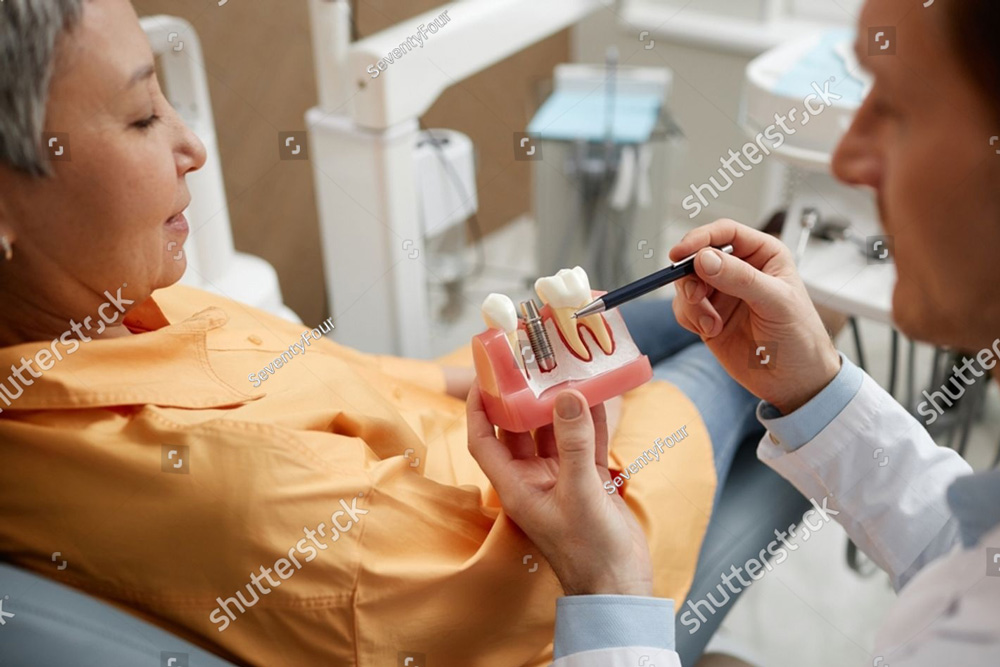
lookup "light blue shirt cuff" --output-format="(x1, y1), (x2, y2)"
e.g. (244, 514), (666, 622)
(553, 595), (674, 659)
(756, 352), (863, 452)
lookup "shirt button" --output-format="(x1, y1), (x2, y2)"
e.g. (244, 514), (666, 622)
(248, 335), (263, 345)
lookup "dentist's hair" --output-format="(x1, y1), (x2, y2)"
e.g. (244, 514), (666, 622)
(0, 0), (86, 178)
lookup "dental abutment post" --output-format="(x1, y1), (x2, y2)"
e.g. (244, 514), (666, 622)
(520, 300), (557, 372)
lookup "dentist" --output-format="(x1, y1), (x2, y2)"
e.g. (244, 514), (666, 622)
(470, 0), (1000, 663)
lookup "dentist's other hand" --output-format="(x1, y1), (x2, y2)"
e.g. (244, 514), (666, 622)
(466, 385), (654, 597)
(671, 219), (841, 414)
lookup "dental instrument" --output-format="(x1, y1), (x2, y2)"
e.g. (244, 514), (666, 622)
(573, 245), (734, 319)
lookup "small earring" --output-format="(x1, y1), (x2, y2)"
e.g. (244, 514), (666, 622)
(0, 235), (11, 262)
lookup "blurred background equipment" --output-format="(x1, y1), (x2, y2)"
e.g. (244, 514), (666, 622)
(530, 58), (683, 289)
(306, 0), (598, 358)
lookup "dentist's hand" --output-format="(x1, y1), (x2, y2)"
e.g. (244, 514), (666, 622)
(467, 385), (654, 597)
(672, 219), (841, 414)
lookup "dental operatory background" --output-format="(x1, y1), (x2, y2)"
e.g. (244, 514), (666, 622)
(138, 0), (996, 664)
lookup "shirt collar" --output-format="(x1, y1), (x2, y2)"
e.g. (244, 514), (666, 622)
(0, 294), (259, 413)
(947, 469), (1000, 548)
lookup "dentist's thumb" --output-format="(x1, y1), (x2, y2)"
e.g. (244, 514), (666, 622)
(694, 247), (786, 313)
(552, 391), (601, 495)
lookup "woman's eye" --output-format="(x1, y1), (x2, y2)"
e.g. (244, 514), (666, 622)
(133, 114), (160, 130)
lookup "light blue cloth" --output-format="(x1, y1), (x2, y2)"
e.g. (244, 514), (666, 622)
(757, 352), (864, 451)
(527, 90), (662, 143)
(556, 345), (1000, 659)
(556, 348), (863, 658)
(554, 596), (674, 658)
(773, 28), (866, 107)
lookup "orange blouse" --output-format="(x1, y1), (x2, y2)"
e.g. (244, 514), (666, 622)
(0, 285), (715, 666)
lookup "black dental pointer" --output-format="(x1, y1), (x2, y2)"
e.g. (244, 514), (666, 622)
(573, 245), (735, 319)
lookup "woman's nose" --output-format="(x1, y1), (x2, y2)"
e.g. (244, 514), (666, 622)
(831, 95), (882, 191)
(176, 118), (207, 176)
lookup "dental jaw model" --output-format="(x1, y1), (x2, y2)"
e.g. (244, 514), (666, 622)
(474, 266), (653, 433)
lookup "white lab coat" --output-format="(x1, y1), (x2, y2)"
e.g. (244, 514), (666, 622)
(553, 372), (1000, 666)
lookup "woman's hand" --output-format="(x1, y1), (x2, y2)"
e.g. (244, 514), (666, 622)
(671, 219), (842, 414)
(467, 385), (653, 597)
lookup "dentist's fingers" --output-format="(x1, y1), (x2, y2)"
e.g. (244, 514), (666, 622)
(590, 402), (610, 469)
(682, 282), (748, 337)
(466, 385), (514, 495)
(690, 247), (789, 314)
(552, 391), (603, 496)
(500, 428), (537, 460)
(673, 291), (725, 338)
(534, 423), (557, 459)
(536, 402), (607, 467)
(677, 275), (709, 303)
(669, 218), (789, 272)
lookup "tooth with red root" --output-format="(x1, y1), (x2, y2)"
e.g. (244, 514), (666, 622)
(534, 267), (614, 361)
(481, 293), (524, 367)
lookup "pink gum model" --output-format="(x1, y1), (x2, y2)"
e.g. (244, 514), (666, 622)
(473, 297), (652, 433)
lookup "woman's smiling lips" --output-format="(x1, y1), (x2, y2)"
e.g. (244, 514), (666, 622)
(165, 212), (189, 233)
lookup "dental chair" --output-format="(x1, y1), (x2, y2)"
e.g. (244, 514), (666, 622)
(145, 15), (302, 325)
(0, 562), (237, 667)
(0, 15), (301, 666)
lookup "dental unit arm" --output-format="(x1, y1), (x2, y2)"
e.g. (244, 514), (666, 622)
(474, 267), (652, 433)
(306, 0), (603, 358)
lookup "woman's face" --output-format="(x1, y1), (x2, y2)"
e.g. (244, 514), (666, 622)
(833, 0), (1000, 351)
(1, 0), (205, 322)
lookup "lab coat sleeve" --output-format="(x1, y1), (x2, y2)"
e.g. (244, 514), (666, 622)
(551, 596), (681, 667)
(757, 368), (971, 591)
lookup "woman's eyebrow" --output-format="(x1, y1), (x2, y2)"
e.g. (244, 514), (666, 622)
(126, 62), (156, 88)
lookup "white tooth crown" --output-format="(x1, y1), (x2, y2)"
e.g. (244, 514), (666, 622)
(534, 266), (592, 308)
(481, 293), (518, 332)
(534, 265), (614, 360)
(482, 293), (524, 367)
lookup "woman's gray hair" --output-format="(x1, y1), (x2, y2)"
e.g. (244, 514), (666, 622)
(0, 0), (86, 178)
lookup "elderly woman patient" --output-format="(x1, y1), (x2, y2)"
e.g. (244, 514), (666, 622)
(0, 1), (774, 665)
